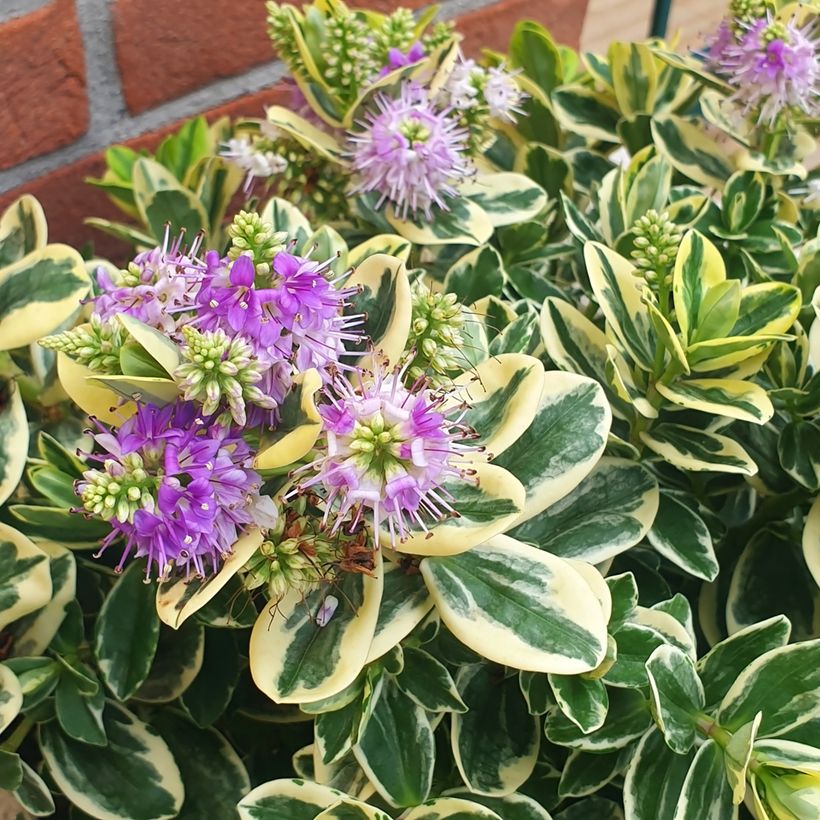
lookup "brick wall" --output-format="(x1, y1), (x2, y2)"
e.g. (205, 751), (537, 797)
(0, 0), (589, 258)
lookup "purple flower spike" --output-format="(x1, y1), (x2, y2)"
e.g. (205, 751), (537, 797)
(708, 14), (819, 125)
(93, 233), (201, 333)
(295, 361), (477, 544)
(77, 401), (271, 579)
(380, 41), (426, 76)
(349, 82), (471, 220)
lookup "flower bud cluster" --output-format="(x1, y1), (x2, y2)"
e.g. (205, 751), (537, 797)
(40, 314), (124, 373)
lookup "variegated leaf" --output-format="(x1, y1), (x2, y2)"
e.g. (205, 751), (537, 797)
(647, 492), (718, 581)
(237, 779), (347, 820)
(551, 85), (621, 143)
(645, 644), (705, 754)
(724, 713), (761, 804)
(132, 158), (208, 239)
(0, 195), (47, 266)
(40, 701), (184, 820)
(8, 542), (76, 656)
(254, 369), (322, 470)
(672, 230), (726, 345)
(260, 196), (312, 249)
(493, 371), (611, 523)
(266, 106), (346, 164)
(345, 254), (412, 365)
(545, 687), (653, 752)
(451, 353), (545, 459)
(0, 524), (52, 632)
(610, 42), (657, 115)
(651, 114), (734, 188)
(354, 680), (434, 807)
(156, 528), (263, 628)
(365, 562), (432, 664)
(624, 728), (696, 820)
(673, 740), (736, 820)
(584, 242), (657, 371)
(403, 797), (503, 819)
(421, 535), (608, 674)
(0, 244), (89, 350)
(0, 381), (28, 507)
(116, 313), (181, 377)
(655, 378), (773, 424)
(717, 639), (820, 737)
(90, 374), (179, 406)
(548, 673), (609, 735)
(729, 282), (801, 338)
(249, 556), (383, 704)
(444, 245), (506, 305)
(386, 198), (493, 247)
(804, 495), (820, 589)
(452, 664), (539, 795)
(385, 462), (525, 557)
(640, 423), (757, 475)
(347, 235), (411, 268)
(509, 458), (658, 564)
(57, 352), (137, 424)
(558, 749), (623, 800)
(460, 173), (548, 227)
(0, 663), (22, 734)
(539, 296), (610, 385)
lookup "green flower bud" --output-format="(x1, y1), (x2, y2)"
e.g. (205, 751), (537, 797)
(39, 314), (125, 374)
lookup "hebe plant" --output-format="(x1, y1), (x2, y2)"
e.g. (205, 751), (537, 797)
(0, 1), (818, 819)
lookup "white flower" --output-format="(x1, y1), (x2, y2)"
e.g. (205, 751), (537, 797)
(484, 65), (525, 122)
(443, 58), (483, 110)
(220, 137), (288, 190)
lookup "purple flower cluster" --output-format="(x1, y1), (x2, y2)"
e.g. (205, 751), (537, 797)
(349, 81), (471, 220)
(706, 13), (819, 125)
(195, 251), (362, 375)
(295, 361), (475, 543)
(78, 402), (276, 578)
(94, 234), (200, 333)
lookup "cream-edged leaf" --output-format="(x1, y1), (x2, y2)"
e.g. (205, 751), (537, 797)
(459, 173), (548, 227)
(57, 352), (137, 424)
(345, 254), (412, 366)
(156, 528), (264, 629)
(655, 378), (774, 424)
(803, 495), (820, 589)
(0, 244), (89, 350)
(421, 535), (608, 674)
(0, 524), (52, 632)
(385, 198), (493, 247)
(385, 462), (525, 557)
(0, 663), (22, 734)
(640, 423), (757, 475)
(493, 371), (611, 523)
(250, 555), (383, 704)
(584, 242), (657, 371)
(451, 353), (545, 459)
(509, 457), (658, 564)
(0, 382), (28, 507)
(237, 778), (347, 820)
(40, 701), (184, 820)
(254, 369), (322, 470)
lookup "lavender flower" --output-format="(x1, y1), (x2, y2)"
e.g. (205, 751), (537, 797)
(78, 401), (274, 578)
(709, 14), (819, 125)
(484, 65), (526, 122)
(268, 251), (363, 374)
(440, 58), (525, 122)
(196, 250), (362, 376)
(379, 41), (425, 76)
(295, 362), (476, 544)
(93, 236), (200, 333)
(221, 134), (288, 192)
(349, 82), (471, 219)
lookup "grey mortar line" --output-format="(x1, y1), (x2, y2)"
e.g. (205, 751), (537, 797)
(0, 0), (50, 24)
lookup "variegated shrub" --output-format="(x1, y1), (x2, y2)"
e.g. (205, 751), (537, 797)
(1, 2), (820, 819)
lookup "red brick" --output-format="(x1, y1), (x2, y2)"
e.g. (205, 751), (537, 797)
(113, 0), (275, 114)
(0, 83), (293, 263)
(0, 0), (88, 169)
(458, 0), (589, 55)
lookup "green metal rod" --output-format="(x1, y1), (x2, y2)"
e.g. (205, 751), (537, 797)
(650, 0), (673, 37)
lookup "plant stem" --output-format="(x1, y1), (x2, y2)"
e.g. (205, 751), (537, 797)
(1, 717), (34, 753)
